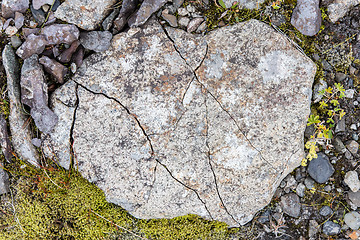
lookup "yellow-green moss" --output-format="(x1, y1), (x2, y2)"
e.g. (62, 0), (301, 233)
(0, 159), (235, 239)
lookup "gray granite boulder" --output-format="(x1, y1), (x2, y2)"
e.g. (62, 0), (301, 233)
(43, 19), (316, 226)
(328, 0), (360, 23)
(54, 0), (117, 30)
(3, 45), (40, 167)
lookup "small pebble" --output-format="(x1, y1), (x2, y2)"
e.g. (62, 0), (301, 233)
(5, 26), (17, 36)
(350, 124), (357, 130)
(354, 101), (359, 106)
(186, 4), (196, 13)
(14, 12), (24, 29)
(319, 206), (333, 216)
(31, 138), (42, 147)
(348, 191), (360, 208)
(322, 221), (340, 235)
(280, 193), (301, 218)
(345, 89), (355, 98)
(296, 183), (305, 197)
(333, 137), (346, 154)
(305, 177), (315, 189)
(335, 118), (346, 133)
(187, 17), (204, 33)
(10, 35), (22, 48)
(308, 153), (334, 183)
(178, 16), (190, 27)
(346, 140), (359, 154)
(353, 133), (359, 141)
(344, 211), (360, 230)
(308, 220), (319, 238)
(177, 7), (189, 16)
(344, 171), (360, 192)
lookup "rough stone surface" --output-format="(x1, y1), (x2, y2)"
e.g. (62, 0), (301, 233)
(323, 221), (341, 235)
(222, 0), (265, 9)
(187, 17), (204, 33)
(39, 56), (67, 83)
(346, 140), (359, 154)
(128, 0), (168, 27)
(16, 34), (48, 59)
(308, 219), (319, 239)
(58, 40), (80, 63)
(291, 0), (321, 36)
(113, 0), (138, 31)
(319, 205), (333, 216)
(349, 191), (360, 208)
(162, 9), (178, 27)
(0, 113), (12, 162)
(79, 31), (112, 52)
(280, 193), (301, 218)
(344, 171), (360, 192)
(21, 55), (58, 134)
(328, 0), (360, 23)
(308, 152), (334, 183)
(0, 168), (9, 195)
(344, 211), (360, 230)
(14, 12), (25, 29)
(45, 20), (315, 226)
(32, 0), (54, 10)
(1, 0), (29, 19)
(54, 0), (117, 30)
(3, 45), (40, 167)
(40, 24), (79, 45)
(102, 8), (120, 31)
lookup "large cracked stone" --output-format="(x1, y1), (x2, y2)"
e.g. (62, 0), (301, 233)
(43, 19), (316, 226)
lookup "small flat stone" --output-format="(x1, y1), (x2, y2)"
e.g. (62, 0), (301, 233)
(113, 0), (138, 31)
(319, 205), (333, 216)
(296, 183), (306, 197)
(308, 219), (319, 238)
(346, 140), (359, 154)
(344, 211), (360, 230)
(312, 80), (327, 103)
(2, 0), (29, 19)
(41, 24), (79, 45)
(290, 0), (321, 36)
(222, 0), (265, 9)
(187, 17), (204, 33)
(177, 7), (189, 16)
(308, 152), (334, 183)
(22, 28), (39, 37)
(30, 4), (46, 24)
(345, 89), (355, 98)
(102, 8), (120, 31)
(31, 138), (42, 147)
(58, 40), (80, 63)
(344, 171), (360, 192)
(16, 34), (48, 59)
(335, 118), (346, 133)
(323, 221), (340, 235)
(280, 193), (301, 218)
(333, 137), (347, 154)
(305, 177), (315, 189)
(5, 26), (17, 36)
(162, 9), (178, 27)
(39, 56), (68, 83)
(128, 0), (167, 27)
(10, 35), (22, 48)
(178, 16), (190, 27)
(14, 12), (24, 29)
(80, 31), (112, 52)
(348, 191), (360, 208)
(350, 124), (357, 130)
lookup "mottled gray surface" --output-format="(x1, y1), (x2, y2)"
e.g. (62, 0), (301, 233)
(3, 45), (40, 167)
(21, 55), (58, 134)
(328, 0), (360, 23)
(323, 221), (340, 235)
(308, 153), (334, 183)
(58, 40), (80, 63)
(0, 168), (9, 195)
(1, 0), (29, 18)
(32, 0), (54, 10)
(40, 24), (79, 45)
(291, 0), (321, 36)
(344, 211), (360, 230)
(344, 171), (360, 192)
(280, 193), (301, 218)
(113, 0), (138, 31)
(54, 0), (117, 30)
(0, 113), (12, 162)
(45, 19), (315, 226)
(128, 0), (168, 27)
(80, 31), (112, 52)
(222, 0), (265, 9)
(16, 34), (48, 59)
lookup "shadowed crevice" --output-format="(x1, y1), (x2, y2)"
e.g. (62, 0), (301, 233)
(69, 82), (79, 170)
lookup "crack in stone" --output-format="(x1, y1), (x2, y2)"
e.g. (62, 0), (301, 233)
(69, 82), (79, 170)
(204, 90), (240, 225)
(73, 81), (214, 219)
(161, 24), (276, 171)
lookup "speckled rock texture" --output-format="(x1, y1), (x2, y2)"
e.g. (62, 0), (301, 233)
(54, 0), (117, 30)
(43, 19), (316, 226)
(2, 45), (40, 167)
(1, 0), (29, 19)
(223, 0), (265, 9)
(328, 0), (360, 23)
(291, 0), (321, 36)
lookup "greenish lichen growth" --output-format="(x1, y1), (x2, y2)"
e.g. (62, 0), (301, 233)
(0, 158), (234, 239)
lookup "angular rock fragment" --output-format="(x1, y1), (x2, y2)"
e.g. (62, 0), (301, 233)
(344, 171), (360, 192)
(102, 8), (120, 31)
(113, 0), (138, 31)
(72, 46), (84, 68)
(0, 168), (9, 195)
(14, 12), (24, 29)
(22, 28), (40, 37)
(291, 0), (321, 36)
(80, 31), (112, 52)
(323, 221), (340, 235)
(10, 35), (22, 48)
(3, 45), (40, 167)
(1, 0), (29, 19)
(45, 20), (315, 226)
(187, 17), (204, 33)
(33, 0), (55, 10)
(328, 0), (360, 23)
(128, 0), (167, 27)
(21, 55), (58, 133)
(162, 9), (178, 27)
(40, 24), (79, 45)
(0, 114), (12, 162)
(39, 56), (68, 83)
(54, 0), (117, 30)
(58, 40), (80, 63)
(30, 3), (46, 24)
(16, 34), (47, 59)
(222, 0), (265, 9)
(308, 153), (334, 183)
(280, 193), (301, 218)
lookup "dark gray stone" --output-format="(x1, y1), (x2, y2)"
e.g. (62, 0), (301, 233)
(0, 113), (12, 162)
(3, 45), (40, 167)
(114, 0), (138, 31)
(333, 137), (346, 154)
(73, 46), (84, 68)
(16, 34), (48, 59)
(10, 35), (22, 48)
(0, 168), (9, 195)
(58, 40), (80, 63)
(348, 191), (360, 208)
(80, 31), (112, 52)
(319, 205), (333, 216)
(128, 0), (167, 27)
(39, 56), (68, 83)
(102, 8), (120, 31)
(308, 153), (334, 183)
(323, 221), (340, 235)
(335, 118), (346, 133)
(30, 3), (46, 24)
(291, 0), (321, 36)
(280, 193), (301, 218)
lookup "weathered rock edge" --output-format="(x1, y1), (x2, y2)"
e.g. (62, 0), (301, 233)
(43, 19), (316, 226)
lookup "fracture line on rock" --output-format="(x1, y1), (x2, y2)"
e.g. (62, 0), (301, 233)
(74, 81), (214, 219)
(162, 24), (276, 171)
(69, 82), (79, 170)
(204, 93), (240, 225)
